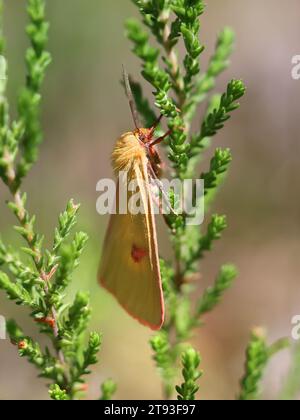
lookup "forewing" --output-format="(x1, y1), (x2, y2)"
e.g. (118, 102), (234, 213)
(99, 159), (164, 330)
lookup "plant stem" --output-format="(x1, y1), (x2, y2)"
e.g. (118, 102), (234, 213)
(5, 146), (66, 368)
(160, 9), (185, 108)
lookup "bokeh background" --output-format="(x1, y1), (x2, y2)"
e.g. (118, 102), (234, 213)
(0, 0), (300, 400)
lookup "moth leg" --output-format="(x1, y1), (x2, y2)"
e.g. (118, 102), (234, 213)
(149, 114), (164, 136)
(148, 164), (178, 217)
(149, 130), (172, 147)
(148, 147), (162, 177)
(150, 187), (163, 216)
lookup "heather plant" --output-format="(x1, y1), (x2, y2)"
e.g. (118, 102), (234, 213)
(0, 0), (293, 401)
(126, 0), (289, 400)
(0, 0), (115, 401)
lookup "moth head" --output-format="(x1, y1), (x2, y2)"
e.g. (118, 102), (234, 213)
(135, 128), (155, 144)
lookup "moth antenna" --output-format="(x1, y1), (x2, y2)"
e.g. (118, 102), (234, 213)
(122, 66), (141, 130)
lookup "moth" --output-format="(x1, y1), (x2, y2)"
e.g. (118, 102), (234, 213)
(98, 71), (171, 330)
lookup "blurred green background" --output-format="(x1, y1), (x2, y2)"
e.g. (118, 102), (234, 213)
(0, 0), (300, 400)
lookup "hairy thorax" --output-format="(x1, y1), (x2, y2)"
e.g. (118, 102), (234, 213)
(111, 132), (147, 174)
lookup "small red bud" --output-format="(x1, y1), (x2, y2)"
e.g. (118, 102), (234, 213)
(35, 317), (56, 329)
(18, 341), (27, 350)
(80, 384), (89, 392)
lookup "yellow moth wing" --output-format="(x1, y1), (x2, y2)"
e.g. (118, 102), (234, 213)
(98, 133), (164, 330)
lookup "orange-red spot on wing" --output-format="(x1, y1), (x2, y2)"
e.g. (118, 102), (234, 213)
(131, 245), (147, 263)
